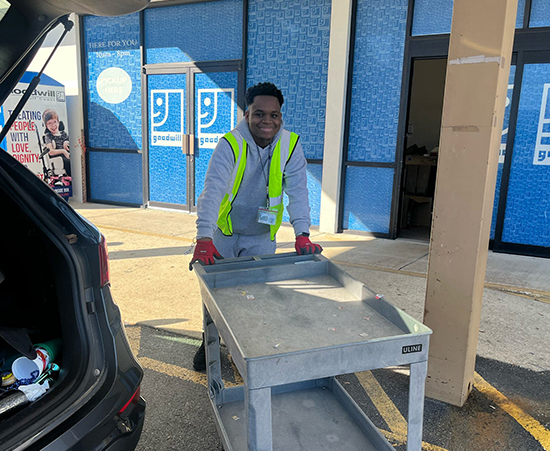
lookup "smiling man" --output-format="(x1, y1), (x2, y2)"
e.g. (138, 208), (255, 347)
(189, 82), (322, 371)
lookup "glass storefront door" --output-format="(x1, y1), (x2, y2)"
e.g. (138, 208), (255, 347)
(148, 72), (188, 207)
(146, 67), (240, 210)
(193, 71), (239, 204)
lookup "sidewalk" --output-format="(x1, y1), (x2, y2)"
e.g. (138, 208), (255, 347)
(71, 201), (550, 374)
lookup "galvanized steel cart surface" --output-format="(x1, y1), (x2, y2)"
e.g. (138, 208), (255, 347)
(193, 253), (432, 451)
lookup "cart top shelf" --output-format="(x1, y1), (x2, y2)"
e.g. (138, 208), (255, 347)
(212, 274), (407, 358)
(195, 253), (431, 360)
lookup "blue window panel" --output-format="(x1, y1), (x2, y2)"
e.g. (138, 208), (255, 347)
(282, 163), (322, 227)
(412, 0), (526, 36)
(84, 14), (142, 150)
(347, 0), (407, 163)
(148, 74), (187, 205)
(89, 151), (143, 204)
(502, 64), (550, 247)
(530, 0), (550, 28)
(247, 0), (331, 161)
(194, 72), (239, 204)
(145, 0), (243, 64)
(491, 66), (516, 239)
(343, 167), (394, 233)
(412, 0), (454, 36)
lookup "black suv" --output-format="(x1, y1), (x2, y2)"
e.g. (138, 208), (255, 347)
(0, 1), (148, 449)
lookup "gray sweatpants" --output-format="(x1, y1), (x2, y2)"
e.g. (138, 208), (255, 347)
(213, 229), (276, 259)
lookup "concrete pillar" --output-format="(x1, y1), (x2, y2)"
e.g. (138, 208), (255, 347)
(424, 0), (518, 406)
(319, 0), (353, 233)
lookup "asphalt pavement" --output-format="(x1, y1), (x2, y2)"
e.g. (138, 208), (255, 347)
(71, 201), (550, 451)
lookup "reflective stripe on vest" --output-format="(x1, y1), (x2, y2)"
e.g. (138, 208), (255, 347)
(216, 129), (299, 240)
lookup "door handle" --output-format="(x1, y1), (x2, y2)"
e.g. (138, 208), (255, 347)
(182, 135), (195, 156)
(189, 134), (195, 156)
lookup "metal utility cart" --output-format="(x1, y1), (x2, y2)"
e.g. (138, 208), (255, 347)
(193, 253), (432, 451)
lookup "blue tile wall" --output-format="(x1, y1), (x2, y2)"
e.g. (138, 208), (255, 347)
(491, 66), (516, 239)
(502, 64), (550, 247)
(89, 151), (143, 204)
(282, 162), (322, 227)
(144, 0), (243, 64)
(347, 0), (408, 163)
(412, 0), (454, 36)
(194, 72), (239, 203)
(530, 0), (550, 27)
(148, 73), (188, 205)
(246, 0), (331, 161)
(84, 14), (142, 150)
(412, 0), (526, 36)
(343, 167), (394, 233)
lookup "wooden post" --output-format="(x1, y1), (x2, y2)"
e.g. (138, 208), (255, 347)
(424, 0), (518, 406)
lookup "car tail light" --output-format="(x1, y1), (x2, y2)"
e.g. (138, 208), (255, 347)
(118, 386), (141, 415)
(99, 234), (110, 287)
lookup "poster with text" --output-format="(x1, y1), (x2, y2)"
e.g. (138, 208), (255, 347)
(1, 72), (72, 198)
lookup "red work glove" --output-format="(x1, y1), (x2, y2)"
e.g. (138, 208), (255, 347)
(295, 234), (323, 255)
(189, 239), (223, 270)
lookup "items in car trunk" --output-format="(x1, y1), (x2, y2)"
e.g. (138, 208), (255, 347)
(11, 339), (61, 383)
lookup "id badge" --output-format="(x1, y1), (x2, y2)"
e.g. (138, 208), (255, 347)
(257, 207), (278, 225)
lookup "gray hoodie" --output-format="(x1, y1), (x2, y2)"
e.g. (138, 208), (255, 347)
(196, 118), (311, 239)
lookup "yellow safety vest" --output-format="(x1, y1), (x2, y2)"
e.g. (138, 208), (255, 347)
(217, 129), (300, 241)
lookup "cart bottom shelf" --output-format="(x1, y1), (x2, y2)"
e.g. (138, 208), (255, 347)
(215, 379), (393, 451)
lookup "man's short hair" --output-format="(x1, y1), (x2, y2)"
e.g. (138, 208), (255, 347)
(245, 82), (284, 107)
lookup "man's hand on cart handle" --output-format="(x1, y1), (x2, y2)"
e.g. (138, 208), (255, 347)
(189, 238), (224, 270)
(295, 233), (323, 255)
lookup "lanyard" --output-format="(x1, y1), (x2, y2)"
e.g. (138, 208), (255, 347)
(256, 142), (272, 208)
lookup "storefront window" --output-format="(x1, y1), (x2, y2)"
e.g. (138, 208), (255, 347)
(246, 0), (331, 162)
(144, 0), (243, 64)
(84, 13), (142, 150)
(343, 0), (408, 233)
(529, 0), (550, 28)
(343, 167), (394, 233)
(247, 0), (331, 226)
(348, 0), (407, 164)
(502, 63), (550, 247)
(412, 0), (526, 36)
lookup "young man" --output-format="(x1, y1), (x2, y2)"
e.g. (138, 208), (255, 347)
(189, 82), (322, 371)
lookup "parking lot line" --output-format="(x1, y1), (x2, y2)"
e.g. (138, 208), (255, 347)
(356, 370), (408, 435)
(474, 372), (550, 450)
(356, 370), (450, 450)
(380, 430), (449, 451)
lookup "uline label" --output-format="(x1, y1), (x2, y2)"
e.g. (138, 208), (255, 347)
(402, 344), (422, 354)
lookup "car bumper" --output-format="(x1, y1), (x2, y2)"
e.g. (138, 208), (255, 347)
(103, 397), (146, 451)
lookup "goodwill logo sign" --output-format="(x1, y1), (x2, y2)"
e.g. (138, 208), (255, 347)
(197, 88), (235, 149)
(534, 83), (550, 165)
(150, 89), (184, 147)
